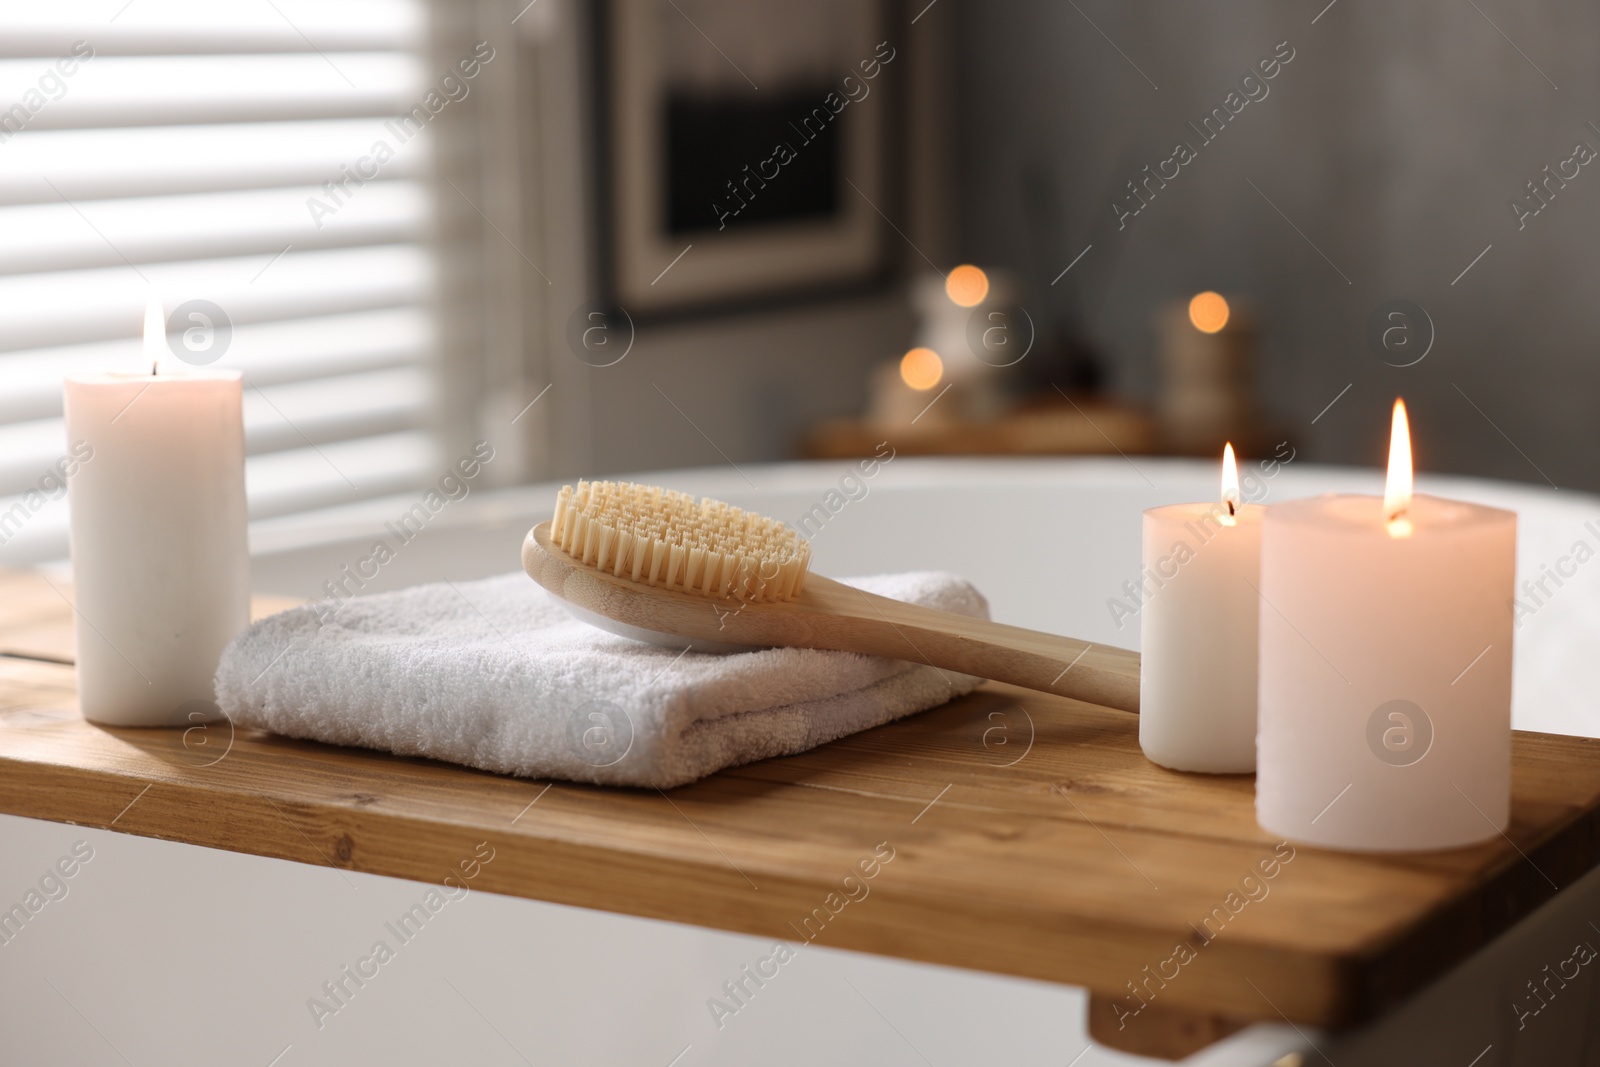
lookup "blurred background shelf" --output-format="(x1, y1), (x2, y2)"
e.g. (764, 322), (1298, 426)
(802, 396), (1286, 460)
(802, 397), (1159, 458)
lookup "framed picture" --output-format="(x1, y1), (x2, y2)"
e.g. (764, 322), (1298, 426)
(600, 0), (895, 316)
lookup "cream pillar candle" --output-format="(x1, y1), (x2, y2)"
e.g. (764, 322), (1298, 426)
(1256, 400), (1516, 851)
(62, 302), (250, 726)
(1140, 444), (1265, 773)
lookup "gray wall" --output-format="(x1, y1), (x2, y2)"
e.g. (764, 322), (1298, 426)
(956, 0), (1597, 490)
(581, 295), (914, 474)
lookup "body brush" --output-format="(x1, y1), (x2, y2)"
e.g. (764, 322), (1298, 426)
(522, 480), (1140, 713)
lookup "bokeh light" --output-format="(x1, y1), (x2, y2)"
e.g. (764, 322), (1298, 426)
(1188, 291), (1230, 333)
(899, 347), (943, 391)
(945, 265), (990, 308)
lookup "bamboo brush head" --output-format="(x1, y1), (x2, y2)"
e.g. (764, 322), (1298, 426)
(550, 480), (810, 602)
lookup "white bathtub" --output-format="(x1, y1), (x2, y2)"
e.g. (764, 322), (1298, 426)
(7, 457), (1599, 1066)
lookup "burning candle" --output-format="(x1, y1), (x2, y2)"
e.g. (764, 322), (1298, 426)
(1157, 291), (1256, 454)
(63, 301), (250, 726)
(1256, 400), (1516, 851)
(1139, 443), (1266, 773)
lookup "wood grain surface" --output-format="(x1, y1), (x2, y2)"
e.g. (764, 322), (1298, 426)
(1, 569), (1598, 1034)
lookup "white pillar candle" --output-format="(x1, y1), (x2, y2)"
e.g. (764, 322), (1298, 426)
(62, 302), (250, 726)
(1140, 444), (1265, 773)
(1257, 400), (1516, 851)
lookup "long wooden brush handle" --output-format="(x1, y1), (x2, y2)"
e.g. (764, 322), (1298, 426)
(525, 522), (1141, 713)
(801, 576), (1141, 713)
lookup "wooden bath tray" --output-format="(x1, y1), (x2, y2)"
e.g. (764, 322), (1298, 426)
(1, 569), (1597, 1057)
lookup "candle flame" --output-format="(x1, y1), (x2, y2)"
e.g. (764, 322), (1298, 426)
(143, 299), (164, 375)
(899, 347), (943, 391)
(1384, 398), (1413, 538)
(1220, 441), (1241, 527)
(945, 265), (989, 308)
(1188, 291), (1230, 334)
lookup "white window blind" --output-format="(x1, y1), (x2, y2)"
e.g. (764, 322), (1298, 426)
(0, 1), (442, 566)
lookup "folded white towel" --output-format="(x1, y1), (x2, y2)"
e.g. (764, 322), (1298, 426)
(215, 571), (988, 788)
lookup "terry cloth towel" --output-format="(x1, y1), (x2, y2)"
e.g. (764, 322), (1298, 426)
(215, 571), (989, 788)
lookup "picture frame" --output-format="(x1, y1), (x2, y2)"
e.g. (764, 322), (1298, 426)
(599, 0), (895, 317)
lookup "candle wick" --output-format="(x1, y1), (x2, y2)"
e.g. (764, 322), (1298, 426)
(1386, 505), (1414, 539)
(1227, 499), (1236, 517)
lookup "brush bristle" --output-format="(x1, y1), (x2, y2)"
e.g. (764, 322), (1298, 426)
(551, 480), (810, 601)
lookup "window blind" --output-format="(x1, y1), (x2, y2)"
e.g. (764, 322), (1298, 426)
(0, 1), (441, 565)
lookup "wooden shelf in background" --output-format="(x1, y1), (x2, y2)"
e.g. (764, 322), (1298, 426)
(2, 569), (1599, 1045)
(799, 398), (1292, 462)
(801, 399), (1161, 459)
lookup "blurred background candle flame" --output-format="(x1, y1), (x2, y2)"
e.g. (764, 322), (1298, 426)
(1188, 291), (1231, 334)
(899, 346), (943, 391)
(944, 264), (989, 308)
